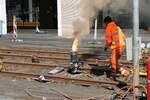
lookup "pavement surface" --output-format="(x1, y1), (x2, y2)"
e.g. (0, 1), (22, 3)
(0, 29), (150, 50)
(0, 76), (114, 100)
(0, 29), (149, 99)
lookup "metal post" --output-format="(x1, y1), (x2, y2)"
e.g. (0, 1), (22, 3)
(94, 17), (98, 40)
(35, 7), (40, 33)
(133, 0), (139, 96)
(28, 0), (33, 22)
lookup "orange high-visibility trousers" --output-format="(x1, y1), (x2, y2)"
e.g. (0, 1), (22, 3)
(111, 47), (125, 70)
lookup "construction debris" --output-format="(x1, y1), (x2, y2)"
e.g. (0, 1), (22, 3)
(0, 28), (149, 99)
(32, 53), (40, 63)
(34, 75), (49, 83)
(48, 67), (64, 74)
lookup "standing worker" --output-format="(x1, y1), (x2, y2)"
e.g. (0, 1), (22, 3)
(103, 16), (129, 77)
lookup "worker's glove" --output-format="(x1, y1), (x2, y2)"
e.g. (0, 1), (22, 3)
(104, 47), (108, 51)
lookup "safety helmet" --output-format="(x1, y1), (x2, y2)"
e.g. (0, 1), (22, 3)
(104, 16), (112, 24)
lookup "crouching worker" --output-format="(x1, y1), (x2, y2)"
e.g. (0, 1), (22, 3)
(103, 16), (129, 77)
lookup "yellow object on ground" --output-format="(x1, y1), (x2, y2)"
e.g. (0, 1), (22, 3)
(0, 59), (3, 71)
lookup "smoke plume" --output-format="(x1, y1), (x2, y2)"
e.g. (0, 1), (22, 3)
(73, 0), (111, 36)
(73, 0), (150, 35)
(72, 0), (130, 36)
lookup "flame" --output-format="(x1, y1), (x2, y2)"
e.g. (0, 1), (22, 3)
(72, 36), (79, 52)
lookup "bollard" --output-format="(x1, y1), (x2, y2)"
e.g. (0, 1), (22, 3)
(13, 16), (17, 34)
(12, 16), (17, 42)
(147, 57), (150, 100)
(32, 53), (40, 63)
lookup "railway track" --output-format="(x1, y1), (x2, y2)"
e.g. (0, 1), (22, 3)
(0, 43), (148, 99)
(0, 48), (149, 60)
(2, 61), (130, 76)
(0, 47), (147, 97)
(0, 71), (127, 86)
(0, 70), (147, 100)
(0, 48), (119, 58)
(0, 52), (134, 66)
(3, 61), (91, 72)
(0, 48), (147, 77)
(0, 48), (135, 66)
(0, 48), (146, 79)
(0, 71), (146, 88)
(1, 61), (134, 87)
(0, 49), (132, 77)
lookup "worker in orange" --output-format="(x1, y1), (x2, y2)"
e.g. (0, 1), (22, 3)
(103, 16), (129, 77)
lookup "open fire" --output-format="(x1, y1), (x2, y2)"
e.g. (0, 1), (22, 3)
(68, 34), (83, 74)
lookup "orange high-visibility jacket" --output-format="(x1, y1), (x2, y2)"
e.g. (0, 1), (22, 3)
(105, 21), (126, 49)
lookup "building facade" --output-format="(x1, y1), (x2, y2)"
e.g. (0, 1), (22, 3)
(0, 0), (7, 35)
(58, 0), (81, 36)
(2, 0), (150, 36)
(6, 0), (57, 29)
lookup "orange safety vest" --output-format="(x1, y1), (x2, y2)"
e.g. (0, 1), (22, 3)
(105, 22), (126, 49)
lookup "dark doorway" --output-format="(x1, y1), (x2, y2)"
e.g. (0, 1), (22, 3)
(39, 0), (57, 29)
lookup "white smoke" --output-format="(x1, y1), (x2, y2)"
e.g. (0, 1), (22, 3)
(73, 0), (133, 35)
(73, 0), (150, 35)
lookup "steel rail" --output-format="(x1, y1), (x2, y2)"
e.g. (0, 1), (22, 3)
(0, 71), (125, 86)
(0, 53), (134, 66)
(0, 48), (69, 54)
(3, 61), (147, 78)
(0, 53), (69, 60)
(0, 71), (146, 87)
(3, 61), (91, 72)
(0, 48), (124, 57)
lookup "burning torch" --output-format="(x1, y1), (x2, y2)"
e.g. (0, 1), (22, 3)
(68, 33), (83, 74)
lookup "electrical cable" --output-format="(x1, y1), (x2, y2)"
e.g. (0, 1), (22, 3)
(25, 86), (74, 100)
(49, 88), (73, 100)
(88, 92), (113, 100)
(136, 85), (147, 94)
(119, 86), (132, 100)
(88, 84), (127, 100)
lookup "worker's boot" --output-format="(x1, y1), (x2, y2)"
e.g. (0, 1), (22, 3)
(106, 65), (119, 77)
(106, 68), (119, 81)
(119, 67), (129, 77)
(110, 69), (120, 77)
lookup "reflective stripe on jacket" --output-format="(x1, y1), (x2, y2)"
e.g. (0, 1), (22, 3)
(105, 22), (126, 49)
